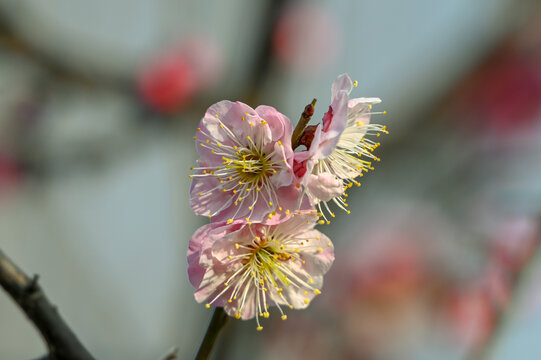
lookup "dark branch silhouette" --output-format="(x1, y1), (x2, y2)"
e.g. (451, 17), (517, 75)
(0, 249), (95, 360)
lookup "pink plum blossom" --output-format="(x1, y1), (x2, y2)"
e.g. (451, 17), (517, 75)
(190, 101), (306, 224)
(294, 74), (388, 221)
(187, 212), (334, 330)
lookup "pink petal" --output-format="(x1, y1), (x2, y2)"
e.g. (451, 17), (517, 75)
(307, 173), (344, 202)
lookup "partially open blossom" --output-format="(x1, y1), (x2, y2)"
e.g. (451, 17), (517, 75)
(295, 74), (387, 222)
(190, 101), (304, 224)
(187, 212), (334, 330)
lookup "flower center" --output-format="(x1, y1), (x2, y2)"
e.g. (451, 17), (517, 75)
(230, 150), (272, 184)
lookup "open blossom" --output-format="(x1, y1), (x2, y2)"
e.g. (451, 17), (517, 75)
(190, 101), (304, 224)
(187, 212), (334, 330)
(295, 74), (388, 222)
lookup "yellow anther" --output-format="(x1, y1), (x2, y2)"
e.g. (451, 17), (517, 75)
(353, 80), (358, 87)
(304, 299), (310, 305)
(235, 313), (241, 319)
(318, 220), (325, 225)
(227, 219), (233, 224)
(256, 326), (263, 331)
(317, 248), (323, 252)
(205, 304), (211, 309)
(314, 289), (321, 295)
(235, 243), (239, 249)
(278, 140), (282, 146)
(281, 315), (287, 320)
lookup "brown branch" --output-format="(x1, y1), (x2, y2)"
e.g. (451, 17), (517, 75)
(161, 347), (179, 360)
(194, 307), (229, 360)
(0, 249), (95, 360)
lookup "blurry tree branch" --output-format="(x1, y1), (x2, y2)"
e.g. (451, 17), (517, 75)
(0, 249), (95, 360)
(161, 347), (178, 360)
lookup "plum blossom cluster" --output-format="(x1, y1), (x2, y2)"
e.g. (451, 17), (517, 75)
(188, 74), (387, 330)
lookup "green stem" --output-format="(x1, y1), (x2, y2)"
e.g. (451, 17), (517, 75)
(195, 307), (229, 360)
(291, 99), (317, 149)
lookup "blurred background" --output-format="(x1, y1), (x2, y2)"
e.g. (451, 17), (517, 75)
(1, 0), (541, 359)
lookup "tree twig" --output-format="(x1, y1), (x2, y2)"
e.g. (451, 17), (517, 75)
(194, 307), (229, 360)
(161, 347), (179, 360)
(0, 249), (95, 360)
(291, 99), (317, 149)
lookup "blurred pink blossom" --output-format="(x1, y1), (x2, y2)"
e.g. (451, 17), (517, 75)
(273, 3), (340, 74)
(0, 153), (22, 194)
(137, 36), (223, 113)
